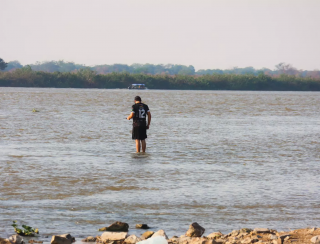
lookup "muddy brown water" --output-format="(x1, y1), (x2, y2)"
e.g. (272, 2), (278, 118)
(0, 88), (320, 240)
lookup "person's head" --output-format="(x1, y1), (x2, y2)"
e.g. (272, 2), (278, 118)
(134, 96), (141, 103)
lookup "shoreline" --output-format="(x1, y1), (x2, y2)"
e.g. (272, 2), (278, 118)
(2, 225), (320, 244)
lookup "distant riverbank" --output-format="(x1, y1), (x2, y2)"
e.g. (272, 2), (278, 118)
(1, 68), (320, 90)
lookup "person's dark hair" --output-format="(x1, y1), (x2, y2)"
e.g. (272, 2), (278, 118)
(134, 96), (141, 101)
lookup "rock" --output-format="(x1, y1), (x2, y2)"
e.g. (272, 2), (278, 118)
(309, 228), (318, 234)
(137, 236), (168, 244)
(141, 231), (155, 240)
(28, 240), (43, 244)
(269, 235), (278, 240)
(124, 235), (142, 244)
(272, 240), (278, 244)
(0, 238), (11, 244)
(153, 230), (169, 240)
(230, 230), (239, 237)
(136, 224), (150, 229)
(174, 237), (221, 244)
(311, 236), (320, 244)
(51, 236), (72, 244)
(95, 236), (102, 243)
(8, 235), (24, 244)
(273, 234), (291, 244)
(213, 240), (225, 244)
(81, 236), (96, 242)
(99, 222), (129, 232)
(240, 238), (258, 244)
(311, 236), (320, 243)
(278, 234), (290, 240)
(253, 228), (271, 234)
(56, 234), (75, 243)
(240, 229), (253, 234)
(229, 237), (239, 241)
(185, 223), (205, 238)
(225, 241), (236, 244)
(100, 232), (129, 242)
(237, 233), (247, 239)
(207, 233), (223, 240)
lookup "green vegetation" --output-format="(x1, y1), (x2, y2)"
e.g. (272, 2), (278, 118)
(1, 58), (320, 90)
(3, 60), (320, 78)
(0, 58), (8, 70)
(0, 67), (320, 90)
(11, 221), (39, 236)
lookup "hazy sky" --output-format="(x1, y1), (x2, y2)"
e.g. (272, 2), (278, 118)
(1, 0), (320, 70)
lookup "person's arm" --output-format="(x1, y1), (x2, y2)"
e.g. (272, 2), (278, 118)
(147, 111), (151, 129)
(127, 105), (135, 120)
(127, 112), (134, 120)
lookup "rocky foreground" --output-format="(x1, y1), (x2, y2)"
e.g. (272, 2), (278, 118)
(1, 222), (320, 244)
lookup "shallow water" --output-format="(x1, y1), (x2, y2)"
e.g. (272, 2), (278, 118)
(0, 88), (320, 240)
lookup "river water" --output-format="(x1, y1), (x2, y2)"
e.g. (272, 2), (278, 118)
(0, 88), (320, 240)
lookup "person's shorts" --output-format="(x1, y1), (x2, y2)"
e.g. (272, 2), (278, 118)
(132, 121), (147, 140)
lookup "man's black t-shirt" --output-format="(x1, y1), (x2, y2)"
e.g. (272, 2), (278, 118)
(131, 103), (150, 127)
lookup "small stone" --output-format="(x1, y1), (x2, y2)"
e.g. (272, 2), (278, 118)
(141, 231), (154, 240)
(175, 237), (220, 244)
(99, 222), (129, 232)
(51, 236), (71, 244)
(100, 232), (129, 242)
(253, 228), (271, 234)
(225, 241), (236, 244)
(240, 229), (253, 234)
(214, 239), (225, 244)
(168, 237), (179, 244)
(272, 240), (278, 244)
(269, 235), (278, 240)
(95, 236), (102, 243)
(241, 238), (258, 244)
(124, 235), (142, 244)
(311, 236), (320, 244)
(240, 238), (250, 244)
(256, 235), (262, 239)
(207, 232), (223, 239)
(81, 236), (96, 242)
(153, 230), (168, 240)
(0, 238), (11, 244)
(279, 234), (290, 241)
(136, 224), (150, 229)
(56, 234), (75, 243)
(185, 223), (205, 238)
(230, 230), (240, 236)
(309, 228), (318, 234)
(8, 235), (24, 244)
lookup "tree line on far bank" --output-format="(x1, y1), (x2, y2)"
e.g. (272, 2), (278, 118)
(1, 65), (320, 91)
(2, 59), (320, 78)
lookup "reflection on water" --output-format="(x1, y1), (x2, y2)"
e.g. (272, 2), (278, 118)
(0, 88), (320, 238)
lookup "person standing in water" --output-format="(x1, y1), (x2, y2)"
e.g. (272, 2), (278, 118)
(127, 96), (151, 153)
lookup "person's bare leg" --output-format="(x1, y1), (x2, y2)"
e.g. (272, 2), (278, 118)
(135, 140), (141, 153)
(141, 140), (146, 153)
